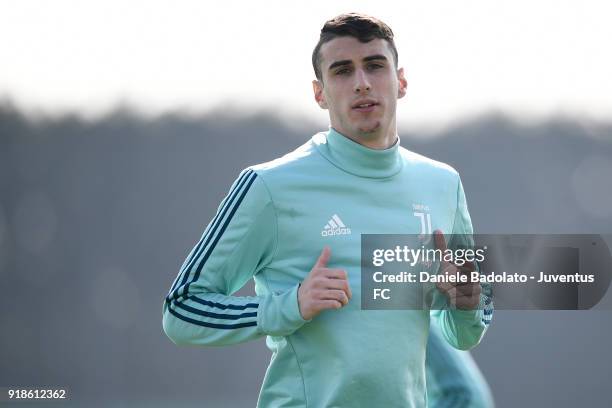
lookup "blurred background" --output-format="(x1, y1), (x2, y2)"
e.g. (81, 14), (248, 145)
(1, 1), (612, 407)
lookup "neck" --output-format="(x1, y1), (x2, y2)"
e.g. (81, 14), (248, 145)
(312, 127), (403, 179)
(331, 117), (398, 150)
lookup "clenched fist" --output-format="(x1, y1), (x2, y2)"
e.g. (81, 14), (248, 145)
(298, 246), (352, 320)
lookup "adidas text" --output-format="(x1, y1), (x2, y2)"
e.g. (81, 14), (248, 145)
(321, 227), (352, 237)
(321, 214), (352, 237)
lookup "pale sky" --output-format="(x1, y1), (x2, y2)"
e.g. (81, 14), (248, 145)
(1, 0), (611, 127)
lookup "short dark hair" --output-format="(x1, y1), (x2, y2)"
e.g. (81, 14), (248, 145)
(312, 13), (398, 81)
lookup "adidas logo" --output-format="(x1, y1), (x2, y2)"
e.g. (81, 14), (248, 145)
(321, 214), (352, 237)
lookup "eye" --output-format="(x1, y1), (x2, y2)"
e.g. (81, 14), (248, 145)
(367, 63), (384, 70)
(335, 67), (351, 75)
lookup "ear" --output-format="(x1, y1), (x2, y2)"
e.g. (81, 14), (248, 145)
(397, 67), (407, 99)
(312, 79), (328, 109)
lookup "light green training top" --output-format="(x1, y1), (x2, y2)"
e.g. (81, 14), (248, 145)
(163, 127), (493, 407)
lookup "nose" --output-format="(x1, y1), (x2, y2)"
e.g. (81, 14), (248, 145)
(354, 69), (371, 94)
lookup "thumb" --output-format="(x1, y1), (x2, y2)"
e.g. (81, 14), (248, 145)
(434, 229), (447, 252)
(314, 246), (331, 268)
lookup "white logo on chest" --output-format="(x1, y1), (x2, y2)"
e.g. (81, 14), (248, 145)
(413, 203), (433, 244)
(321, 214), (352, 237)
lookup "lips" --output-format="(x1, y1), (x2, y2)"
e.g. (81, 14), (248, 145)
(352, 99), (378, 109)
(352, 100), (379, 112)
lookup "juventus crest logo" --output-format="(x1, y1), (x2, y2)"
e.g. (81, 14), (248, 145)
(413, 203), (432, 244)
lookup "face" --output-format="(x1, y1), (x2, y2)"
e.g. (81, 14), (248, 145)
(313, 36), (407, 141)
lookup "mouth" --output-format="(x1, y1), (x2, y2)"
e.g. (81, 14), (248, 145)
(352, 100), (379, 113)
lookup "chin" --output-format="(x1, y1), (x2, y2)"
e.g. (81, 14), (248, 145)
(357, 121), (382, 134)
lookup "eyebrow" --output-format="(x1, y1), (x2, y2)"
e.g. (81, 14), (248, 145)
(328, 54), (388, 71)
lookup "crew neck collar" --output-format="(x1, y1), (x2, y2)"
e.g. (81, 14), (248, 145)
(313, 127), (403, 179)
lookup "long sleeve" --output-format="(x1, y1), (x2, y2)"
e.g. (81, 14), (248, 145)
(162, 168), (309, 346)
(431, 175), (494, 351)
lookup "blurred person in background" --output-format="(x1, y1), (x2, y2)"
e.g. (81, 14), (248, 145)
(428, 315), (495, 407)
(162, 12), (493, 407)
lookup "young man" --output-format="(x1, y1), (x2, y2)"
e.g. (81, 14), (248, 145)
(163, 13), (493, 407)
